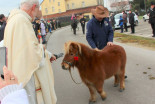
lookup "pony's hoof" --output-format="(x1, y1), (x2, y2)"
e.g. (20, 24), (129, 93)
(102, 97), (107, 101)
(114, 84), (119, 87)
(89, 101), (96, 104)
(119, 88), (125, 92)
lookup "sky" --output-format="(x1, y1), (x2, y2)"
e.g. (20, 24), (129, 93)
(0, 0), (43, 16)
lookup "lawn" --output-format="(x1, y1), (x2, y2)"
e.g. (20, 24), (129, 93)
(114, 33), (155, 50)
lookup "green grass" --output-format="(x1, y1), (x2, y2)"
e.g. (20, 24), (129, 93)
(138, 16), (143, 20)
(114, 33), (155, 49)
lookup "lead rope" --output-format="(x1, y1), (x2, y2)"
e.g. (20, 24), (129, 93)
(69, 69), (82, 84)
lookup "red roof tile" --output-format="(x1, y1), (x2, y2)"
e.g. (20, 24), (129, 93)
(43, 6), (97, 19)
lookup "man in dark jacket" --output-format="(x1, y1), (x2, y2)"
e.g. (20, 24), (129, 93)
(71, 17), (78, 35)
(149, 2), (155, 37)
(0, 14), (6, 42)
(110, 13), (116, 31)
(33, 19), (40, 38)
(129, 10), (135, 34)
(80, 14), (86, 34)
(122, 11), (128, 32)
(86, 6), (113, 50)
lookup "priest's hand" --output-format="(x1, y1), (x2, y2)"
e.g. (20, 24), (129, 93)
(50, 55), (56, 63)
(107, 42), (114, 46)
(0, 66), (18, 89)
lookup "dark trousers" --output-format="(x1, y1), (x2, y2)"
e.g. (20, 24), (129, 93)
(73, 28), (76, 35)
(151, 24), (155, 36)
(124, 23), (128, 32)
(81, 25), (85, 34)
(130, 24), (135, 33)
(41, 35), (46, 43)
(120, 25), (123, 33)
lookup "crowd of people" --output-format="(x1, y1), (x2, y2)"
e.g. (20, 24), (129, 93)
(109, 2), (155, 37)
(71, 13), (86, 35)
(0, 0), (155, 104)
(109, 10), (135, 34)
(32, 18), (61, 44)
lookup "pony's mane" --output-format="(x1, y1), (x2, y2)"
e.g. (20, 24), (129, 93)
(64, 41), (82, 54)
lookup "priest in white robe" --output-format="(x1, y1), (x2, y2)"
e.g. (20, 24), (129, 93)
(4, 0), (57, 104)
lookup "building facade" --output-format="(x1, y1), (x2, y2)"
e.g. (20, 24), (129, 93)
(41, 0), (103, 19)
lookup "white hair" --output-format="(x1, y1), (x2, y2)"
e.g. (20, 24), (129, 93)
(20, 0), (39, 10)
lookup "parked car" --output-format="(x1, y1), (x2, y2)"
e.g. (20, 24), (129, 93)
(114, 12), (139, 29)
(143, 14), (149, 22)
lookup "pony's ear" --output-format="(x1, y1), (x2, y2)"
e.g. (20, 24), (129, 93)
(70, 42), (81, 54)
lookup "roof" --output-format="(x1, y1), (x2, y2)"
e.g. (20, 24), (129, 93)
(111, 1), (129, 7)
(43, 6), (97, 19)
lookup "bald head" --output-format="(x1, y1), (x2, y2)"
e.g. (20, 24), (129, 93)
(20, 0), (39, 10)
(20, 0), (40, 21)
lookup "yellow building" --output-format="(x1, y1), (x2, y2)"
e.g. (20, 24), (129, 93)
(41, 0), (103, 19)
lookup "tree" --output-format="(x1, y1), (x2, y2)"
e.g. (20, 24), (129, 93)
(131, 0), (155, 13)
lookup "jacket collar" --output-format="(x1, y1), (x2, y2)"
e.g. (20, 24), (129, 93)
(92, 16), (104, 23)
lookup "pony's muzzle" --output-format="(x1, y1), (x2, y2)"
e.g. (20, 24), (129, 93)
(62, 65), (66, 70)
(61, 63), (70, 70)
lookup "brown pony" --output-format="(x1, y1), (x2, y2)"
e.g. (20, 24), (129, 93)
(61, 41), (126, 104)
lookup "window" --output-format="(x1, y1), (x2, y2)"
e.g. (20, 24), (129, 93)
(72, 3), (75, 9)
(59, 9), (61, 13)
(67, 4), (69, 9)
(58, 2), (60, 6)
(45, 8), (48, 13)
(52, 7), (55, 12)
(49, 0), (51, 2)
(82, 1), (85, 7)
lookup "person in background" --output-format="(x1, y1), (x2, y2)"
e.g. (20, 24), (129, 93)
(47, 20), (52, 33)
(53, 19), (56, 30)
(40, 20), (46, 44)
(71, 13), (76, 20)
(119, 16), (124, 33)
(34, 19), (40, 38)
(149, 2), (155, 37)
(71, 16), (78, 35)
(135, 10), (139, 16)
(80, 14), (86, 34)
(110, 13), (116, 31)
(0, 66), (29, 104)
(122, 11), (128, 32)
(129, 10), (135, 34)
(0, 14), (6, 42)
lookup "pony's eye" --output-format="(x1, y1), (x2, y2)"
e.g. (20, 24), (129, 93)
(70, 53), (74, 56)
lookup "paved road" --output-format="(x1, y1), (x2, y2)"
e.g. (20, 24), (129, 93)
(115, 19), (154, 38)
(47, 26), (155, 104)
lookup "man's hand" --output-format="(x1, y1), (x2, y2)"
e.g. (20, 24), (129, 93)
(107, 42), (114, 46)
(50, 55), (56, 63)
(94, 48), (99, 51)
(0, 66), (18, 89)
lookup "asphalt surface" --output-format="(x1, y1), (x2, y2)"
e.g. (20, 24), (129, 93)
(0, 47), (5, 75)
(115, 19), (154, 38)
(47, 26), (155, 104)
